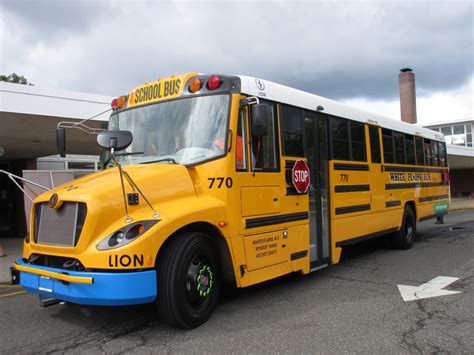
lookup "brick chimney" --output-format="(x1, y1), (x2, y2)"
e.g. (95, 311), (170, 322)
(399, 68), (417, 124)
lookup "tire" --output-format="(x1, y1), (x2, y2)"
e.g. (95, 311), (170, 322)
(156, 232), (220, 329)
(391, 206), (416, 250)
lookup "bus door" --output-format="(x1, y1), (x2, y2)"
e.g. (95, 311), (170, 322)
(304, 112), (331, 269)
(235, 103), (290, 275)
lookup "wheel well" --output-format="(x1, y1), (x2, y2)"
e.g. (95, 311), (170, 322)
(404, 201), (417, 221)
(156, 222), (236, 286)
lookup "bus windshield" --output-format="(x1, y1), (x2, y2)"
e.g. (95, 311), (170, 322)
(106, 94), (229, 166)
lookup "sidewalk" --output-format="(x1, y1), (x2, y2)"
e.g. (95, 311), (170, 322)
(0, 197), (473, 283)
(449, 196), (474, 211)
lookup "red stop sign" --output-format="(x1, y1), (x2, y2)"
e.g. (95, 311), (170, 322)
(292, 160), (310, 193)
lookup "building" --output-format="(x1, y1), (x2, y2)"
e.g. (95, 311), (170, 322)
(0, 81), (112, 238)
(423, 119), (474, 197)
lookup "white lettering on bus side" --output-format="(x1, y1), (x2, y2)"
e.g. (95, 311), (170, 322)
(293, 170), (309, 183)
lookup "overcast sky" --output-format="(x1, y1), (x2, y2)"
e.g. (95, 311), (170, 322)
(0, 0), (472, 124)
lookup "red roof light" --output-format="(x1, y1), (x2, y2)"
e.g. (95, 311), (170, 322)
(111, 98), (118, 110)
(207, 75), (221, 90)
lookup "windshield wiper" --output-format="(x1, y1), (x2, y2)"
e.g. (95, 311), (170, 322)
(104, 152), (144, 167)
(141, 158), (177, 164)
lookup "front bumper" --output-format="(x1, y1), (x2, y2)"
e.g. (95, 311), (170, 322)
(14, 259), (157, 306)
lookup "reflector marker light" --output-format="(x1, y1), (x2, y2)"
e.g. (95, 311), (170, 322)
(189, 77), (202, 93)
(207, 75), (221, 90)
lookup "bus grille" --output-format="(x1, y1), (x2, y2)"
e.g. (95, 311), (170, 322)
(34, 202), (87, 247)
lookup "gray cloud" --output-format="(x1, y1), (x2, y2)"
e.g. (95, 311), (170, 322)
(1, 0), (472, 102)
(1, 0), (112, 37)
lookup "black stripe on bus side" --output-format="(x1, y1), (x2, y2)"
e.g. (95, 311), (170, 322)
(286, 187), (301, 195)
(335, 204), (371, 215)
(333, 163), (369, 171)
(419, 194), (449, 203)
(383, 165), (447, 173)
(290, 250), (308, 261)
(385, 182), (447, 190)
(335, 185), (370, 193)
(245, 212), (309, 229)
(336, 227), (398, 247)
(386, 200), (401, 207)
(285, 160), (296, 169)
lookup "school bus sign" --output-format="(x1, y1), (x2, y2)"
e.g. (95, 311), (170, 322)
(292, 160), (310, 193)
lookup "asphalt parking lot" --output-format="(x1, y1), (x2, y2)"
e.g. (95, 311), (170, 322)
(1, 210), (473, 353)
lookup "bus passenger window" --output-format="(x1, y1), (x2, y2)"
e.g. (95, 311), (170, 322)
(369, 126), (381, 163)
(251, 102), (279, 171)
(330, 117), (350, 161)
(236, 109), (247, 170)
(438, 142), (447, 167)
(405, 135), (416, 165)
(394, 132), (406, 164)
(350, 122), (366, 161)
(382, 129), (394, 163)
(431, 140), (439, 166)
(415, 136), (424, 165)
(424, 139), (432, 166)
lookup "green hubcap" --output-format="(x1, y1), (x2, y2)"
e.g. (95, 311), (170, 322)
(196, 265), (214, 297)
(185, 257), (215, 308)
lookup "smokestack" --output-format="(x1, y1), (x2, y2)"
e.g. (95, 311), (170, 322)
(399, 68), (417, 124)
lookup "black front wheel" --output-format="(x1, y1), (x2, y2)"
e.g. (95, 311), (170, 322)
(391, 206), (416, 250)
(156, 232), (220, 329)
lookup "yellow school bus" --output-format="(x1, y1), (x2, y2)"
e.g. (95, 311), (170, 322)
(13, 73), (449, 328)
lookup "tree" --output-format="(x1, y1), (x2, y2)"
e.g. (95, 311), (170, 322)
(0, 73), (33, 85)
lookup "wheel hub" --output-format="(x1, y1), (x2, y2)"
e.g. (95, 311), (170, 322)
(196, 265), (214, 297)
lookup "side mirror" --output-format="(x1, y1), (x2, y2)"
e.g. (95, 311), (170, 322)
(97, 130), (133, 151)
(56, 127), (66, 157)
(251, 104), (269, 137)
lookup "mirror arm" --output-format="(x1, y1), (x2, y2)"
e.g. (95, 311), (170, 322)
(57, 107), (111, 134)
(57, 121), (106, 135)
(240, 96), (260, 107)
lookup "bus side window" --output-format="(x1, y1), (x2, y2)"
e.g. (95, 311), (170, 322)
(438, 141), (447, 167)
(369, 126), (381, 163)
(250, 102), (279, 171)
(330, 117), (350, 161)
(382, 128), (394, 164)
(236, 109), (248, 171)
(394, 131), (406, 164)
(424, 139), (432, 166)
(405, 134), (416, 165)
(431, 140), (439, 166)
(281, 104), (303, 157)
(415, 136), (424, 165)
(350, 121), (366, 161)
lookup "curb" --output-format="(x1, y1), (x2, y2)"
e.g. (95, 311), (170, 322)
(449, 206), (474, 212)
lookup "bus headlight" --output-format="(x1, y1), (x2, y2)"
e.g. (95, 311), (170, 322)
(96, 220), (159, 250)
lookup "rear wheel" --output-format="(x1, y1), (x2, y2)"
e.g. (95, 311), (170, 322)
(156, 232), (220, 329)
(391, 206), (416, 249)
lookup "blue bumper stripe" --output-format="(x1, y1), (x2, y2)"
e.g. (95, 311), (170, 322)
(16, 259), (157, 306)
